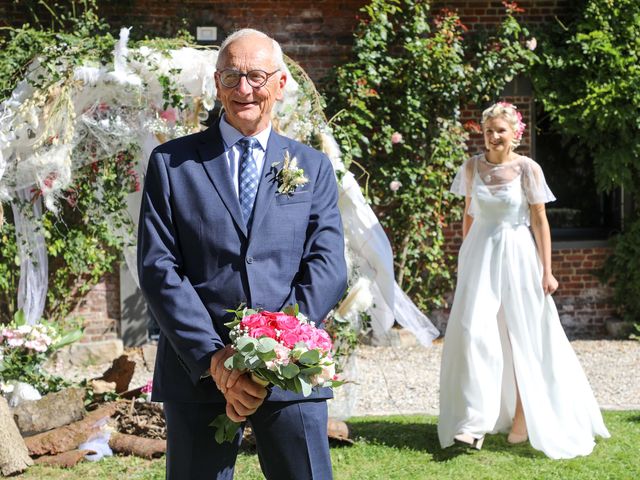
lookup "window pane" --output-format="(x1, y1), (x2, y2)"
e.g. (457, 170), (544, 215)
(534, 104), (620, 240)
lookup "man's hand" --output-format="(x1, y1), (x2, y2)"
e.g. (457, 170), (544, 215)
(210, 346), (242, 394)
(224, 374), (268, 422)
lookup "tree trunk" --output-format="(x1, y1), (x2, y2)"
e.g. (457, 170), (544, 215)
(0, 396), (33, 477)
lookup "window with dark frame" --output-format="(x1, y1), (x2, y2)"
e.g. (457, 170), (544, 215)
(533, 103), (622, 241)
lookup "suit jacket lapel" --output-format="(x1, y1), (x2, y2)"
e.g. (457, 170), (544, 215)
(250, 131), (287, 236)
(198, 123), (248, 238)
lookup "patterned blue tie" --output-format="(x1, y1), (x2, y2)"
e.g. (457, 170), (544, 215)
(238, 137), (260, 227)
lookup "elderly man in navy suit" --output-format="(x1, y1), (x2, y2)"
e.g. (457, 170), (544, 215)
(137, 28), (347, 480)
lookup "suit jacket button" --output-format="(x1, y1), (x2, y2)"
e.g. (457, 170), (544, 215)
(246, 256), (253, 264)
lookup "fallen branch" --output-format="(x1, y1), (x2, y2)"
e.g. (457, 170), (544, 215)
(109, 432), (166, 459)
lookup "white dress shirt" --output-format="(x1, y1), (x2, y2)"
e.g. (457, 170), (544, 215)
(219, 114), (271, 198)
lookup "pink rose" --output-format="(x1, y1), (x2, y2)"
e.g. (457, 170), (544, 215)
(241, 313), (268, 329)
(274, 314), (300, 331)
(280, 330), (303, 348)
(311, 329), (333, 353)
(295, 324), (314, 343)
(248, 326), (277, 339)
(259, 311), (282, 328)
(389, 180), (402, 192)
(391, 132), (403, 144)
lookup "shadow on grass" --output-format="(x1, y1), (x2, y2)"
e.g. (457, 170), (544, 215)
(345, 420), (543, 462)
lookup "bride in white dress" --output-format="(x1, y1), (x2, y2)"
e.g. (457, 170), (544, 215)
(438, 102), (610, 459)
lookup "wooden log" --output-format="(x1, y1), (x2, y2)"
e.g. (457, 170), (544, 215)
(33, 449), (96, 468)
(25, 403), (117, 457)
(108, 432), (166, 459)
(0, 396), (33, 476)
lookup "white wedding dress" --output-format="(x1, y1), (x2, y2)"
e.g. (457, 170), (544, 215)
(438, 154), (610, 459)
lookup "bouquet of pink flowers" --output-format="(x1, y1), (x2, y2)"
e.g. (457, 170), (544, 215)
(211, 305), (342, 443)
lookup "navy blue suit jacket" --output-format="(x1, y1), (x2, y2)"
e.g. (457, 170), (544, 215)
(137, 121), (347, 403)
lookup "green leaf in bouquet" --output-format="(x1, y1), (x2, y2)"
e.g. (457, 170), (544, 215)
(283, 304), (299, 317)
(225, 303), (247, 319)
(223, 319), (240, 329)
(281, 363), (301, 379)
(256, 349), (276, 362)
(245, 355), (263, 370)
(299, 350), (320, 366)
(230, 354), (246, 370)
(293, 376), (303, 394)
(236, 337), (257, 353)
(298, 375), (312, 397)
(300, 366), (322, 375)
(255, 368), (279, 386)
(256, 337), (278, 353)
(224, 356), (234, 370)
(210, 413), (241, 444)
(290, 344), (307, 360)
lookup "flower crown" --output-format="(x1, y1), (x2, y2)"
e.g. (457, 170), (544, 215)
(497, 101), (526, 140)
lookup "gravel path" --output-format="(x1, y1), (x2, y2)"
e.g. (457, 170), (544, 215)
(49, 339), (640, 418)
(331, 339), (640, 417)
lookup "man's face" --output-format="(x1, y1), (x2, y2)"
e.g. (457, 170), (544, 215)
(215, 35), (286, 136)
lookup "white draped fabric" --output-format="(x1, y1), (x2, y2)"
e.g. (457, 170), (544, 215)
(438, 155), (609, 459)
(10, 188), (48, 325)
(338, 171), (439, 346)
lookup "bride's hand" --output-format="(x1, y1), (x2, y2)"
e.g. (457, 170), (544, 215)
(542, 272), (558, 295)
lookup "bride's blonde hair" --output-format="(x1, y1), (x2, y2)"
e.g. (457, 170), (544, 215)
(481, 102), (526, 148)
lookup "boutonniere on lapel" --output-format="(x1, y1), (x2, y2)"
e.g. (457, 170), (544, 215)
(271, 150), (308, 195)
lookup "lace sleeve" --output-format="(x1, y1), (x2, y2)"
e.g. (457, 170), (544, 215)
(450, 157), (475, 197)
(522, 158), (556, 204)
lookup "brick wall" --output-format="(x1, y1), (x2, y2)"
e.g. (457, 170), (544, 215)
(552, 247), (615, 335)
(433, 0), (573, 27)
(71, 272), (121, 343)
(0, 0), (367, 84)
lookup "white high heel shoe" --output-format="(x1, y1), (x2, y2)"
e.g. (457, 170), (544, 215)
(454, 433), (485, 450)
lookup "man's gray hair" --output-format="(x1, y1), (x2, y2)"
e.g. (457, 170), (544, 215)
(216, 28), (285, 71)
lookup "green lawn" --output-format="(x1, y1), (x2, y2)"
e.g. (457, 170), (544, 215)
(18, 411), (639, 480)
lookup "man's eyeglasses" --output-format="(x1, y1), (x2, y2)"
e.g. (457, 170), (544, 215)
(217, 69), (280, 88)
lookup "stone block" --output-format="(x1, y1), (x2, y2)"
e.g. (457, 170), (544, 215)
(54, 339), (124, 367)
